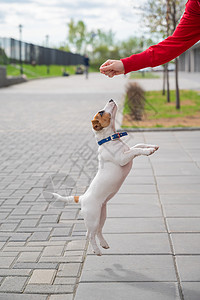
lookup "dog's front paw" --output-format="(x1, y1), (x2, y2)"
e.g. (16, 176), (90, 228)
(147, 148), (157, 156)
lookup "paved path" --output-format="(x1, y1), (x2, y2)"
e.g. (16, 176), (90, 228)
(0, 72), (200, 300)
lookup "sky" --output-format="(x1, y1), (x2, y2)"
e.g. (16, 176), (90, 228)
(0, 0), (147, 48)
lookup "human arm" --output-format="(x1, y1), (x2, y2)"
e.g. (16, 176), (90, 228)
(100, 0), (200, 77)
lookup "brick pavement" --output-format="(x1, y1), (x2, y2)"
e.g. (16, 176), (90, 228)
(0, 72), (200, 300)
(0, 73), (127, 299)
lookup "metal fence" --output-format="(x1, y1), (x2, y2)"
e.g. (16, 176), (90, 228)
(0, 37), (84, 66)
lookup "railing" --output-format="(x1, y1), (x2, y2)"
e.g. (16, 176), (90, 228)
(0, 37), (84, 66)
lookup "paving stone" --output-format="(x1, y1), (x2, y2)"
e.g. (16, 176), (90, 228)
(176, 256), (200, 281)
(0, 242), (6, 250)
(40, 215), (59, 223)
(73, 223), (86, 232)
(29, 269), (56, 284)
(157, 176), (200, 185)
(54, 277), (77, 285)
(3, 246), (44, 252)
(0, 269), (31, 276)
(13, 262), (58, 269)
(167, 218), (200, 232)
(0, 256), (16, 268)
(1, 71), (200, 300)
(0, 294), (47, 300)
(107, 204), (162, 218)
(11, 207), (30, 215)
(171, 233), (200, 254)
(88, 233), (171, 255)
(119, 184), (157, 194)
(57, 263), (81, 277)
(163, 205), (200, 217)
(17, 251), (41, 262)
(110, 194), (159, 205)
(160, 194), (200, 205)
(0, 236), (10, 242)
(64, 250), (84, 257)
(9, 232), (31, 242)
(75, 282), (181, 300)
(0, 276), (28, 292)
(27, 241), (65, 247)
(42, 246), (65, 257)
(80, 255), (176, 282)
(20, 219), (39, 227)
(123, 176), (155, 185)
(30, 231), (50, 241)
(181, 282), (200, 300)
(49, 295), (73, 300)
(40, 256), (83, 263)
(66, 240), (87, 251)
(158, 183), (200, 194)
(152, 162), (200, 176)
(0, 251), (20, 257)
(51, 227), (71, 237)
(103, 218), (166, 233)
(25, 284), (74, 294)
(60, 211), (78, 220)
(0, 223), (18, 231)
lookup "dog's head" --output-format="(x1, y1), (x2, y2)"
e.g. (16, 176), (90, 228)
(91, 99), (117, 132)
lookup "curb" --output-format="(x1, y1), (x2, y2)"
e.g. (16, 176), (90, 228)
(121, 127), (200, 132)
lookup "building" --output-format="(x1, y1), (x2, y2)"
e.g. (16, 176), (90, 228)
(179, 42), (200, 72)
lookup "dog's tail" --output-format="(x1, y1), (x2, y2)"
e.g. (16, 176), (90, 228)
(51, 193), (80, 204)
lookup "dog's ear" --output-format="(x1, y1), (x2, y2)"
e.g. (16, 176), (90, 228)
(91, 119), (103, 131)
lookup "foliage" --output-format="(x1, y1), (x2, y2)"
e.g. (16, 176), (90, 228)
(67, 19), (88, 53)
(0, 48), (9, 64)
(129, 71), (160, 79)
(126, 82), (145, 121)
(143, 0), (185, 38)
(5, 64), (77, 79)
(124, 90), (200, 119)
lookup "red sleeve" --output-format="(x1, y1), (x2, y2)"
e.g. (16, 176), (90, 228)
(121, 0), (200, 74)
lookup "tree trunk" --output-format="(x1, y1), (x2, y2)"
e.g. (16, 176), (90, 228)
(175, 57), (180, 109)
(162, 65), (166, 95)
(166, 63), (170, 103)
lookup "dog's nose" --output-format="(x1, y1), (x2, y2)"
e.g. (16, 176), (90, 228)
(109, 99), (114, 103)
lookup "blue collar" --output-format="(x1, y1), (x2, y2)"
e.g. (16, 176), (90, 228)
(98, 132), (128, 146)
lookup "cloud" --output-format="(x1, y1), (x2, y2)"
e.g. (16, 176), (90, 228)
(0, 0), (146, 46)
(0, 0), (32, 2)
(0, 12), (6, 23)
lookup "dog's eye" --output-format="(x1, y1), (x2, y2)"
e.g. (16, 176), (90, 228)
(98, 110), (104, 117)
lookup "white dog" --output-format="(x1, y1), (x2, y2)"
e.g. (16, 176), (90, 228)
(52, 100), (159, 256)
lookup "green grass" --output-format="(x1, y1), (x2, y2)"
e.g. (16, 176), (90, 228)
(129, 71), (160, 79)
(124, 90), (200, 120)
(5, 64), (81, 79)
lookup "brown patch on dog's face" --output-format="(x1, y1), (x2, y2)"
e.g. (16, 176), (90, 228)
(91, 111), (111, 131)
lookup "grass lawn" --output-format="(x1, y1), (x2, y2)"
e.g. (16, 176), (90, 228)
(123, 90), (200, 128)
(5, 63), (97, 79)
(129, 71), (160, 79)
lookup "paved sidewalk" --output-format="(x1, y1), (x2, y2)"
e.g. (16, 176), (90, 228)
(0, 72), (200, 300)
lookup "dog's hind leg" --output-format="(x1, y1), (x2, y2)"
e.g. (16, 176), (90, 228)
(97, 203), (109, 249)
(83, 206), (102, 256)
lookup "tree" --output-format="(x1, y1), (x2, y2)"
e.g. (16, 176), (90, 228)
(143, 0), (185, 108)
(67, 19), (87, 53)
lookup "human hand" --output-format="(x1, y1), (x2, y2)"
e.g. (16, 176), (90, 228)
(100, 59), (125, 78)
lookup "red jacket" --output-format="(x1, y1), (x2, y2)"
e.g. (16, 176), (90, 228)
(121, 0), (200, 73)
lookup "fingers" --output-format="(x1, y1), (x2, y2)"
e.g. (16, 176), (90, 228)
(100, 59), (113, 69)
(100, 61), (115, 74)
(100, 59), (125, 77)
